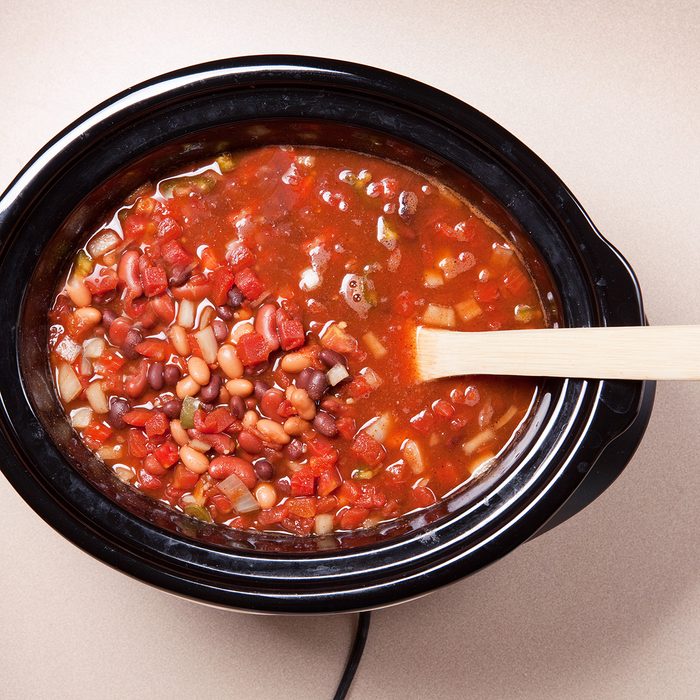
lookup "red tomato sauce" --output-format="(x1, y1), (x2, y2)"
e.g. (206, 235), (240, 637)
(49, 145), (554, 537)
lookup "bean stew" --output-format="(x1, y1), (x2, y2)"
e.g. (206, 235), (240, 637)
(49, 145), (555, 537)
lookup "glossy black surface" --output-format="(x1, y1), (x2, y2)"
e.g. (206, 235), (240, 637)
(0, 56), (653, 613)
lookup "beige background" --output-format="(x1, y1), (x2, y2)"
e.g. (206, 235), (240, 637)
(1, 1), (698, 698)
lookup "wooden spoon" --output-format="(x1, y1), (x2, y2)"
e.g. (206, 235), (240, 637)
(415, 325), (700, 382)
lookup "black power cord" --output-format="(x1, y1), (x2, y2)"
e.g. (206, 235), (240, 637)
(333, 611), (372, 700)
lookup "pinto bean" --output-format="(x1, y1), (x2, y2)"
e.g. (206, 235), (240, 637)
(179, 445), (209, 474)
(256, 419), (291, 445)
(283, 416), (311, 436)
(187, 357), (210, 386)
(254, 482), (277, 508)
(280, 352), (311, 373)
(217, 344), (244, 379)
(254, 303), (280, 352)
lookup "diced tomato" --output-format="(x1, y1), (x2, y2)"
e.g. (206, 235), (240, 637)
(316, 466), (342, 497)
(107, 317), (131, 346)
(316, 495), (339, 514)
(432, 399), (456, 420)
(160, 239), (193, 267)
(156, 216), (182, 242)
(144, 411), (169, 438)
(257, 505), (288, 526)
(346, 376), (373, 399)
(411, 486), (436, 508)
(171, 464), (199, 490)
(474, 280), (500, 303)
(122, 292), (149, 319)
(233, 267), (264, 300)
(208, 265), (236, 305)
(82, 422), (112, 448)
(503, 268), (530, 297)
(210, 493), (233, 514)
(93, 350), (124, 373)
(339, 507), (370, 530)
(320, 323), (360, 356)
(65, 313), (95, 342)
(281, 516), (314, 536)
(123, 408), (153, 427)
(309, 452), (339, 475)
(140, 264), (168, 297)
(200, 246), (221, 270)
(194, 407), (235, 434)
(305, 434), (336, 458)
(143, 454), (167, 476)
(275, 309), (305, 350)
(410, 409), (435, 434)
(122, 214), (149, 240)
(137, 469), (162, 491)
(170, 275), (210, 301)
(290, 469), (315, 497)
(133, 339), (171, 361)
(154, 439), (179, 468)
(335, 416), (357, 441)
(236, 331), (269, 365)
(191, 430), (236, 454)
(286, 497), (317, 518)
(226, 243), (256, 271)
(127, 429), (150, 458)
(351, 432), (386, 467)
(85, 268), (119, 295)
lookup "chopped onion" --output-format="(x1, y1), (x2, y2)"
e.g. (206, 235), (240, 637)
(402, 439), (425, 474)
(495, 405), (518, 430)
(490, 243), (515, 268)
(462, 428), (496, 456)
(85, 382), (109, 414)
(376, 216), (399, 250)
(114, 466), (135, 483)
(454, 298), (483, 323)
(326, 363), (350, 386)
(57, 363), (82, 402)
(362, 331), (387, 359)
(340, 274), (377, 318)
(79, 355), (93, 377)
(55, 336), (81, 363)
(438, 252), (475, 280)
(177, 298), (195, 329)
(97, 444), (123, 460)
(70, 407), (93, 429)
(83, 337), (105, 359)
(87, 229), (121, 259)
(363, 413), (392, 444)
(299, 267), (321, 291)
(218, 473), (260, 514)
(360, 367), (383, 390)
(387, 248), (402, 272)
(195, 325), (218, 364)
(423, 269), (444, 288)
(422, 303), (456, 329)
(314, 513), (335, 536)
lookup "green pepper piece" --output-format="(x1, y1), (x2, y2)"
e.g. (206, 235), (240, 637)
(216, 153), (238, 173)
(184, 504), (213, 522)
(180, 396), (199, 429)
(74, 250), (94, 277)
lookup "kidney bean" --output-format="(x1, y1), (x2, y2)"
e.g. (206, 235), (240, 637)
(305, 369), (329, 401)
(313, 411), (338, 437)
(125, 359), (149, 398)
(107, 316), (131, 346)
(147, 361), (164, 391)
(286, 438), (304, 460)
(260, 388), (285, 422)
(296, 367), (313, 391)
(163, 364), (181, 386)
(238, 430), (263, 454)
(117, 250), (143, 296)
(212, 319), (228, 343)
(319, 348), (348, 369)
(254, 303), (280, 352)
(168, 265), (191, 287)
(228, 287), (244, 308)
(254, 380), (271, 401)
(253, 458), (274, 481)
(161, 398), (182, 419)
(229, 395), (246, 419)
(198, 374), (221, 403)
(107, 398), (130, 429)
(209, 455), (256, 488)
(101, 308), (117, 330)
(245, 397), (257, 410)
(216, 304), (234, 321)
(121, 327), (143, 360)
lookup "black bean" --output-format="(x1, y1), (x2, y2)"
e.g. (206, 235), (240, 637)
(296, 367), (313, 391)
(229, 395), (246, 419)
(199, 402), (214, 412)
(312, 411), (338, 438)
(168, 265), (191, 287)
(163, 364), (181, 386)
(254, 380), (271, 401)
(107, 398), (130, 429)
(211, 319), (228, 343)
(398, 190), (418, 219)
(244, 361), (269, 377)
(161, 398), (182, 420)
(147, 361), (164, 391)
(121, 328), (143, 359)
(319, 348), (348, 369)
(286, 438), (304, 461)
(216, 304), (234, 321)
(198, 374), (221, 403)
(305, 369), (329, 401)
(101, 308), (117, 330)
(227, 287), (244, 308)
(253, 458), (274, 481)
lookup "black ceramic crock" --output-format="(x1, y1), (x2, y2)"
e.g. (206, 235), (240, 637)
(0, 56), (654, 613)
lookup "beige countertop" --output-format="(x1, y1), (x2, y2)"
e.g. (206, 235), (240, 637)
(1, 2), (698, 698)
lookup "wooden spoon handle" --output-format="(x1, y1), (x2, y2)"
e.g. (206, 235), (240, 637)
(416, 325), (700, 381)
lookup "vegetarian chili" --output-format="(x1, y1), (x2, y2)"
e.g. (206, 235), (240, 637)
(49, 145), (551, 537)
